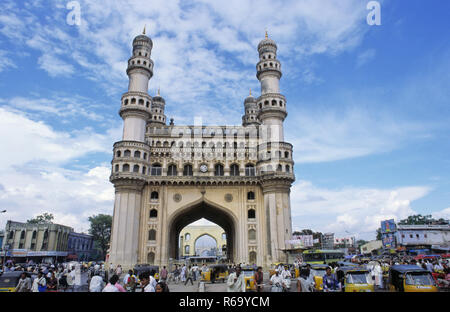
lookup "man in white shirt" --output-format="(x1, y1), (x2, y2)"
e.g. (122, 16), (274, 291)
(270, 269), (285, 292)
(139, 272), (155, 292)
(281, 266), (292, 290)
(227, 266), (246, 292)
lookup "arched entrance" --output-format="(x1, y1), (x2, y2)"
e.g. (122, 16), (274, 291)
(194, 234), (218, 257)
(168, 200), (237, 262)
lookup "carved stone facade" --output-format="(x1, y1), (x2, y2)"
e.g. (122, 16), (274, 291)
(108, 31), (295, 270)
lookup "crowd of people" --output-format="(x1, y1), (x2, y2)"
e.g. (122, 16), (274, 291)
(2, 261), (84, 292)
(3, 254), (449, 292)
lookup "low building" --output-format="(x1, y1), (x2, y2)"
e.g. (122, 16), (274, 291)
(360, 240), (383, 255)
(396, 224), (450, 253)
(67, 232), (95, 261)
(1, 220), (73, 263)
(322, 233), (335, 250)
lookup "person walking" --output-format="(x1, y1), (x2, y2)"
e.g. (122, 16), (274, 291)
(35, 271), (47, 292)
(47, 272), (58, 292)
(115, 264), (122, 277)
(184, 266), (194, 286)
(227, 266), (246, 292)
(89, 272), (104, 292)
(15, 272), (31, 292)
(254, 267), (264, 292)
(66, 269), (74, 292)
(160, 266), (168, 283)
(181, 265), (187, 283)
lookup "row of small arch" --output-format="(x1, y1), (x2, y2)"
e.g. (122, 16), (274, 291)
(258, 99), (285, 109)
(129, 58), (153, 69)
(114, 163), (257, 176)
(258, 61), (280, 71)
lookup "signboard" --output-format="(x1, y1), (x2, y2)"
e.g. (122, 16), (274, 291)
(287, 235), (314, 248)
(27, 251), (68, 257)
(381, 219), (397, 233)
(382, 233), (396, 249)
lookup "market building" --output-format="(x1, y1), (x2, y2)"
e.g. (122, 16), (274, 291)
(1, 220), (73, 263)
(67, 232), (95, 261)
(395, 224), (450, 254)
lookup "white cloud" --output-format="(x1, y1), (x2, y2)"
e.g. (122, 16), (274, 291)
(0, 165), (114, 232)
(0, 106), (119, 231)
(37, 54), (75, 77)
(0, 0), (371, 103)
(0, 108), (120, 169)
(286, 107), (430, 163)
(290, 180), (433, 240)
(433, 207), (450, 220)
(356, 49), (376, 67)
(1, 95), (105, 122)
(0, 50), (16, 72)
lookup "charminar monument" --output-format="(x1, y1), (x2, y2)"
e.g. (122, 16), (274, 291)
(108, 29), (295, 270)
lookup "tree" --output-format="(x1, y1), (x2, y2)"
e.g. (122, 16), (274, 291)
(88, 214), (112, 260)
(27, 213), (54, 224)
(376, 228), (382, 240)
(398, 214), (448, 225)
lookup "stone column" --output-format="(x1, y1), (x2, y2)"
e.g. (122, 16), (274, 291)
(109, 180), (145, 271)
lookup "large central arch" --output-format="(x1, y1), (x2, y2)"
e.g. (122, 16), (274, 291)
(168, 199), (237, 262)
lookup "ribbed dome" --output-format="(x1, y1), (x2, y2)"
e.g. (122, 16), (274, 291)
(133, 34), (153, 47)
(153, 95), (165, 104)
(244, 94), (256, 104)
(258, 37), (277, 51)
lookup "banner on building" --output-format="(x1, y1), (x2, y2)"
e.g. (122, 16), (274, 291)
(381, 219), (397, 233)
(382, 233), (396, 249)
(286, 235), (314, 248)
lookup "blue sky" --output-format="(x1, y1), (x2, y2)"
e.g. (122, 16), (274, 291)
(0, 0), (449, 240)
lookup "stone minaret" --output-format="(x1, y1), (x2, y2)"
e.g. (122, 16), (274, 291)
(109, 29), (153, 269)
(149, 88), (167, 127)
(242, 89), (260, 127)
(256, 32), (295, 263)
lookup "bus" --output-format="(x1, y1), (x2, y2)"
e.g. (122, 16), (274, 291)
(302, 249), (345, 264)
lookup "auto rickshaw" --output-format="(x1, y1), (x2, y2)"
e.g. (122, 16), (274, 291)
(201, 264), (229, 283)
(336, 266), (374, 292)
(241, 265), (257, 291)
(388, 265), (438, 292)
(269, 263), (284, 277)
(309, 264), (329, 291)
(0, 271), (23, 292)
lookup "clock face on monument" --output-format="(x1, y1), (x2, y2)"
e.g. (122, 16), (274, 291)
(200, 164), (208, 173)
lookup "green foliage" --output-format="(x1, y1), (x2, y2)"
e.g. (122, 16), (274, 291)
(376, 228), (382, 240)
(398, 214), (448, 225)
(27, 213), (54, 224)
(88, 214), (112, 260)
